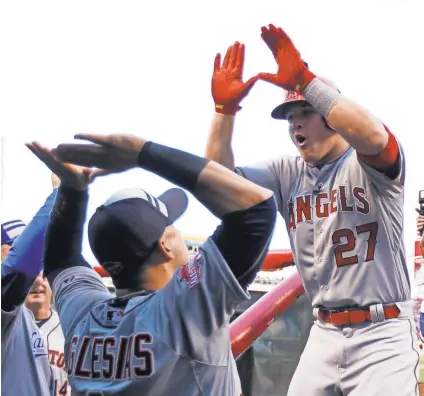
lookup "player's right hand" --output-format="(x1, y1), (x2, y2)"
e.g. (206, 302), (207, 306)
(26, 142), (93, 191)
(258, 24), (315, 92)
(52, 133), (147, 179)
(212, 41), (258, 115)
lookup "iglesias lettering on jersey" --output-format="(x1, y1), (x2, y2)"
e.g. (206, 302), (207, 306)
(67, 333), (154, 380)
(288, 185), (370, 231)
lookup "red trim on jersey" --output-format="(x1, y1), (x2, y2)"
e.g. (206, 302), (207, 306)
(357, 126), (399, 172)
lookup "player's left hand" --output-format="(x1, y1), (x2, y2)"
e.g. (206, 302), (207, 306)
(258, 24), (316, 92)
(26, 142), (94, 191)
(52, 133), (147, 179)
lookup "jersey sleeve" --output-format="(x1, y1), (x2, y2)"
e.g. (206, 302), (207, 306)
(236, 155), (301, 213)
(52, 266), (111, 339)
(356, 133), (406, 199)
(1, 189), (58, 312)
(159, 238), (249, 361)
(236, 158), (284, 208)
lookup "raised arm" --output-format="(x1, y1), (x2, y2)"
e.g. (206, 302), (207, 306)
(205, 113), (236, 169)
(205, 41), (258, 169)
(25, 143), (112, 337)
(258, 24), (400, 175)
(1, 187), (57, 312)
(24, 143), (94, 280)
(53, 133), (277, 288)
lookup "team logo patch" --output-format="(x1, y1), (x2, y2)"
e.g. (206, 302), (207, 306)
(30, 331), (48, 359)
(179, 253), (202, 288)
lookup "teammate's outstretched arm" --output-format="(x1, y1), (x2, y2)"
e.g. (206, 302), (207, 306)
(258, 24), (399, 174)
(53, 134), (277, 284)
(1, 185), (57, 313)
(25, 142), (112, 337)
(205, 41), (258, 170)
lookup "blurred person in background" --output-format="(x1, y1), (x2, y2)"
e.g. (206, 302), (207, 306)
(417, 208), (424, 343)
(417, 209), (424, 257)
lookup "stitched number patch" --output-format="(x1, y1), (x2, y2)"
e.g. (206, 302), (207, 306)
(332, 222), (378, 266)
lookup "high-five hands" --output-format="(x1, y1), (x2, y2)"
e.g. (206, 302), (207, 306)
(258, 24), (316, 92)
(212, 41), (259, 115)
(212, 25), (316, 115)
(26, 134), (147, 190)
(26, 142), (94, 191)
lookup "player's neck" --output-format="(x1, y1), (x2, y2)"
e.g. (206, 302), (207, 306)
(310, 140), (350, 168)
(142, 262), (177, 291)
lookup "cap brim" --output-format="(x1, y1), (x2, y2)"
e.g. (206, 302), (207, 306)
(158, 188), (188, 224)
(271, 100), (306, 120)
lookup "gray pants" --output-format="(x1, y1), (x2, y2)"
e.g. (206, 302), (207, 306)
(287, 317), (420, 396)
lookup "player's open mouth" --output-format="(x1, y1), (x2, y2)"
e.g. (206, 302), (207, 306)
(295, 134), (307, 147)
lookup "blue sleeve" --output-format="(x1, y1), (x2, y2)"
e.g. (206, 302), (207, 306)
(420, 312), (424, 338)
(1, 189), (58, 311)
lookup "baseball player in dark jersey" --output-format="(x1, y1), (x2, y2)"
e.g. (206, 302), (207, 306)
(205, 25), (419, 395)
(26, 134), (277, 396)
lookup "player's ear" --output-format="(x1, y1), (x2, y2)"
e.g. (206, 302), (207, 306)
(157, 233), (175, 262)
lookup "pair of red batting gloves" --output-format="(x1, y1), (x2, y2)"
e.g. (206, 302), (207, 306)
(212, 24), (316, 115)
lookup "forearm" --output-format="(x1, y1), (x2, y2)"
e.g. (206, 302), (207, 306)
(421, 234), (424, 257)
(204, 113), (236, 170)
(1, 189), (57, 310)
(138, 143), (273, 219)
(194, 162), (273, 218)
(1, 189), (57, 280)
(211, 196), (277, 290)
(43, 185), (91, 277)
(328, 97), (388, 154)
(303, 78), (388, 155)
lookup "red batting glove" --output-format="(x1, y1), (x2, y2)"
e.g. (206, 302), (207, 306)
(212, 41), (258, 115)
(258, 24), (316, 92)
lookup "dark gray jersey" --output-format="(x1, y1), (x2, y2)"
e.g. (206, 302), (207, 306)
(239, 144), (408, 309)
(2, 305), (55, 395)
(52, 238), (249, 395)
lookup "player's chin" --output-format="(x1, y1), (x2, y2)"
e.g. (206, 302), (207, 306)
(299, 149), (320, 165)
(27, 293), (46, 303)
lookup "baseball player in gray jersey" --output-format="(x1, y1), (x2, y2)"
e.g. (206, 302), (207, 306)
(26, 132), (277, 395)
(206, 25), (420, 395)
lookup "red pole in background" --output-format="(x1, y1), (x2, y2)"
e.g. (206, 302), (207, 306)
(229, 271), (304, 359)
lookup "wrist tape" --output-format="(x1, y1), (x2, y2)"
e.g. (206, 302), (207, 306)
(303, 78), (341, 118)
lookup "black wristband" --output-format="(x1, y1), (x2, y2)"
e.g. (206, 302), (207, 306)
(137, 142), (210, 192)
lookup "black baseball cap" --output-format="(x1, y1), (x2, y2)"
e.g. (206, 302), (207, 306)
(88, 187), (189, 278)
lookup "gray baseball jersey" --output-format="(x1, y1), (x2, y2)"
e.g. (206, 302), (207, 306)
(239, 145), (409, 309)
(52, 238), (248, 396)
(38, 310), (71, 395)
(239, 142), (420, 395)
(2, 305), (55, 395)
